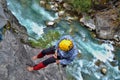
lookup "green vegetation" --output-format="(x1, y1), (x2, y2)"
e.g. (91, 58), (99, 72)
(28, 30), (61, 48)
(3, 21), (11, 34)
(68, 0), (92, 13)
(66, 0), (110, 13)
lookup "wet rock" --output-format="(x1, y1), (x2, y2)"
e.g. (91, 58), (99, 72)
(110, 61), (118, 67)
(58, 10), (65, 17)
(50, 4), (58, 11)
(44, 1), (59, 11)
(45, 4), (51, 10)
(100, 67), (107, 75)
(46, 21), (55, 27)
(39, 0), (46, 7)
(63, 3), (72, 10)
(64, 14), (78, 23)
(95, 60), (102, 66)
(77, 50), (82, 58)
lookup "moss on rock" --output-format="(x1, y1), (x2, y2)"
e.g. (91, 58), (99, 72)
(28, 30), (61, 48)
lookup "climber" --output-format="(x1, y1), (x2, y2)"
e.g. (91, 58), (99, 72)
(27, 35), (78, 71)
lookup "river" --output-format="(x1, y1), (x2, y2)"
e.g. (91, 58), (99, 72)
(6, 0), (120, 80)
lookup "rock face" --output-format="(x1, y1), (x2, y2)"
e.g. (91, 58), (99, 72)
(0, 0), (67, 80)
(0, 30), (67, 80)
(0, 31), (37, 80)
(94, 8), (120, 39)
(0, 2), (7, 28)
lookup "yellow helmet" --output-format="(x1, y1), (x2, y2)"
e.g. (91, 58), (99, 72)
(59, 39), (73, 51)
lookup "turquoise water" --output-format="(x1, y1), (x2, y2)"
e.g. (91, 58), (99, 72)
(6, 0), (120, 80)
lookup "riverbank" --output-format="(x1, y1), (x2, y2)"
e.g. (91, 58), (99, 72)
(40, 0), (120, 47)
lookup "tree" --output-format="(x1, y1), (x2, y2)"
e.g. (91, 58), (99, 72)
(68, 0), (92, 13)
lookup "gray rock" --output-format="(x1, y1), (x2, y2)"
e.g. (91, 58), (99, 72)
(80, 16), (96, 30)
(63, 3), (72, 11)
(101, 67), (107, 75)
(0, 27), (67, 80)
(0, 3), (7, 28)
(94, 9), (120, 39)
(46, 21), (55, 27)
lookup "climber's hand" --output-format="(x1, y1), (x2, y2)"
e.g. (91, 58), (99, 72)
(53, 52), (57, 59)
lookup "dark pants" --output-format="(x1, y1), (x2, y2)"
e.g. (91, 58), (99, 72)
(41, 46), (56, 66)
(41, 46), (66, 67)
